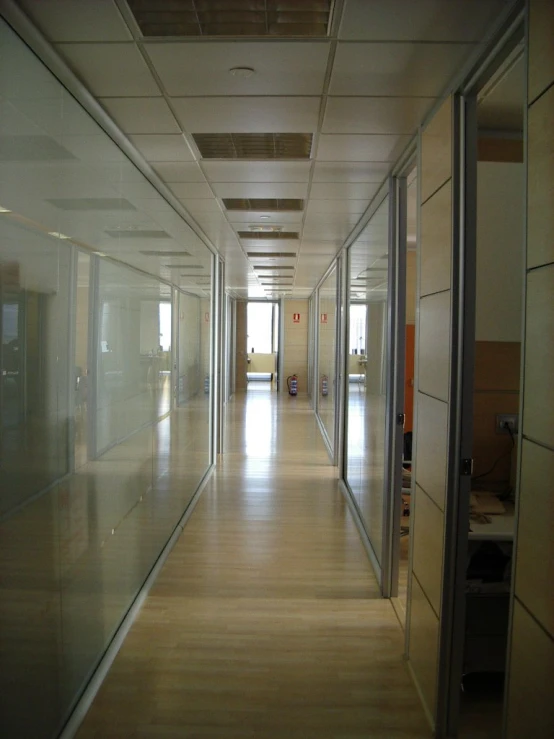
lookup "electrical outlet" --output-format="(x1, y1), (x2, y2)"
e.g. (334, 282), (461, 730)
(496, 413), (518, 434)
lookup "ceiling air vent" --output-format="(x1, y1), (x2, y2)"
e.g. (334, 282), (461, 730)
(246, 251), (297, 258)
(223, 198), (304, 211)
(127, 1), (333, 38)
(192, 133), (312, 160)
(238, 231), (299, 240)
(253, 265), (294, 271)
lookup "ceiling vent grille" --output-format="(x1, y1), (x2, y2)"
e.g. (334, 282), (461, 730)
(238, 231), (299, 240)
(192, 133), (312, 159)
(127, 1), (333, 38)
(253, 265), (294, 270)
(246, 251), (297, 258)
(223, 198), (304, 211)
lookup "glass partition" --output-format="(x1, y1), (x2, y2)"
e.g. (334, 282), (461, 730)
(345, 196), (390, 565)
(0, 17), (213, 739)
(317, 266), (338, 450)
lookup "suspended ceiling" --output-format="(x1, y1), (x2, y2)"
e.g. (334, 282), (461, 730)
(11, 0), (510, 299)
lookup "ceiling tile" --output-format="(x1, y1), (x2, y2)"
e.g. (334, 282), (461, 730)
(180, 199), (224, 214)
(323, 97), (435, 134)
(227, 211), (303, 224)
(330, 42), (472, 97)
(300, 239), (344, 251)
(128, 135), (194, 161)
(312, 161), (390, 182)
(18, 0), (132, 42)
(172, 97), (320, 133)
(169, 183), (214, 199)
(201, 160), (311, 183)
(57, 43), (161, 97)
(317, 134), (411, 162)
(211, 182), (308, 199)
(306, 200), (369, 215)
(99, 97), (180, 134)
(339, 0), (508, 42)
(152, 161), (206, 182)
(309, 182), (380, 200)
(144, 41), (331, 96)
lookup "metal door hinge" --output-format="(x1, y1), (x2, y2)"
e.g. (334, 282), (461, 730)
(397, 413), (405, 426)
(461, 458), (474, 476)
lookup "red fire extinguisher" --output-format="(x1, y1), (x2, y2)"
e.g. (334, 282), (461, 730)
(287, 374), (298, 396)
(321, 374), (328, 396)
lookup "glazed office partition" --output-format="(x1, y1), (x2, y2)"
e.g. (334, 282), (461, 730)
(316, 266), (338, 456)
(0, 17), (215, 739)
(344, 195), (391, 583)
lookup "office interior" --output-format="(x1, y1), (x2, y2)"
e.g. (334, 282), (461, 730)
(0, 2), (552, 739)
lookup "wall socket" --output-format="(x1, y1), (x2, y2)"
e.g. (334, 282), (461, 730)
(496, 413), (519, 434)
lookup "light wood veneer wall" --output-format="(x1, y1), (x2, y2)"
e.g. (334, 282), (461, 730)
(505, 2), (554, 736)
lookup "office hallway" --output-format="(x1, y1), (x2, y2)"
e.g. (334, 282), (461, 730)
(76, 389), (430, 739)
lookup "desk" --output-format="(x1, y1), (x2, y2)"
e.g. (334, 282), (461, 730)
(464, 500), (514, 677)
(468, 502), (515, 541)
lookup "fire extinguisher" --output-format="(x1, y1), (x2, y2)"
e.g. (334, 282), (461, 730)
(321, 374), (328, 396)
(287, 374), (298, 396)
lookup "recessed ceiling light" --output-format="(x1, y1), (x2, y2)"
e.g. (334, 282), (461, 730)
(248, 225), (283, 233)
(48, 231), (70, 239)
(260, 215), (270, 220)
(229, 67), (255, 78)
(0, 206), (11, 213)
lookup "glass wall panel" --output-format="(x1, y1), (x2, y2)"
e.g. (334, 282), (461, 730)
(317, 266), (338, 449)
(345, 196), (390, 563)
(0, 17), (213, 739)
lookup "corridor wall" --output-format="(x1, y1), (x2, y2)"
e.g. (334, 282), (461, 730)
(505, 2), (554, 735)
(406, 96), (454, 724)
(0, 18), (214, 739)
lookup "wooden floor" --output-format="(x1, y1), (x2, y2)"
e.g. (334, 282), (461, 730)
(76, 388), (431, 739)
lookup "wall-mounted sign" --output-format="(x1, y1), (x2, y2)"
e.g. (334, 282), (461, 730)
(320, 313), (328, 324)
(293, 313), (300, 323)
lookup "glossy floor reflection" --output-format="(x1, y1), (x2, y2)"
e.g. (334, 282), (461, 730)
(75, 389), (430, 739)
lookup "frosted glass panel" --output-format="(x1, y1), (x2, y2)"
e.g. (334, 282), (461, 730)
(0, 17), (213, 739)
(345, 196), (390, 563)
(317, 267), (337, 449)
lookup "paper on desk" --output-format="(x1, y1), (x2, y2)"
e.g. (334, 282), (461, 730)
(470, 492), (506, 515)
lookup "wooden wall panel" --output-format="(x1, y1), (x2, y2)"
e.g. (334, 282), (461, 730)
(528, 0), (554, 103)
(409, 576), (439, 718)
(506, 600), (554, 739)
(506, 11), (554, 737)
(235, 301), (247, 391)
(412, 487), (444, 616)
(421, 97), (452, 203)
(418, 291), (451, 402)
(420, 182), (452, 296)
(527, 84), (554, 270)
(415, 393), (448, 511)
(283, 299), (308, 391)
(514, 440), (554, 636)
(523, 265), (554, 448)
(408, 94), (453, 729)
(472, 392), (519, 481)
(474, 341), (521, 391)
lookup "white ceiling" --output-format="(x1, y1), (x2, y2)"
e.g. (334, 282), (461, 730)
(11, 0), (510, 299)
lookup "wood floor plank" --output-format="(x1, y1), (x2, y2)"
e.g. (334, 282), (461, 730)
(76, 390), (430, 739)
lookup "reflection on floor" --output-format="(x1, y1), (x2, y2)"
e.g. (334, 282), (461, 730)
(0, 382), (211, 739)
(76, 389), (431, 739)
